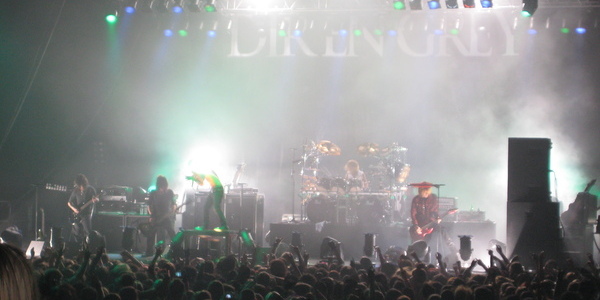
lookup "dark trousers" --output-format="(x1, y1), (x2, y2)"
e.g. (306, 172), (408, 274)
(71, 214), (92, 242)
(203, 187), (228, 229)
(146, 218), (176, 254)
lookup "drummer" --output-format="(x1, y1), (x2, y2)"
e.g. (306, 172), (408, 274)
(344, 159), (368, 192)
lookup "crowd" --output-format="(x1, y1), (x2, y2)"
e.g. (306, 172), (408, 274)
(1, 237), (600, 300)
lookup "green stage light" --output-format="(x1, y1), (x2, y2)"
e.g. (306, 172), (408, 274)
(354, 29), (362, 36)
(561, 28), (570, 33)
(179, 30), (188, 37)
(204, 3), (216, 12)
(105, 14), (117, 23)
(393, 0), (406, 9)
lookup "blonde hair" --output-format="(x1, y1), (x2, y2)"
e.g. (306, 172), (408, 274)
(0, 243), (38, 299)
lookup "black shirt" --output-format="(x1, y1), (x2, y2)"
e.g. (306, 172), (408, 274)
(68, 186), (97, 216)
(148, 189), (175, 219)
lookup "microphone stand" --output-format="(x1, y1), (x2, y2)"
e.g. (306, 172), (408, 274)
(290, 148), (298, 223)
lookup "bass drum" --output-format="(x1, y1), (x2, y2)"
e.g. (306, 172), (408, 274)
(306, 194), (335, 223)
(355, 195), (387, 224)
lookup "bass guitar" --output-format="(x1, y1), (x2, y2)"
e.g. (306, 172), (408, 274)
(409, 208), (458, 241)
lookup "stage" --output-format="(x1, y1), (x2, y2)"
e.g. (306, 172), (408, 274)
(267, 220), (496, 261)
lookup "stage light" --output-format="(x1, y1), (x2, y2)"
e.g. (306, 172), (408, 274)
(575, 27), (586, 34)
(387, 30), (398, 36)
(293, 29), (302, 37)
(427, 0), (441, 9)
(124, 6), (136, 13)
(105, 14), (118, 23)
(445, 0), (458, 9)
(528, 28), (537, 35)
(393, 0), (406, 9)
(172, 5), (183, 13)
(521, 0), (537, 17)
(463, 0), (475, 8)
(319, 237), (344, 261)
(207, 30), (217, 37)
(407, 240), (429, 261)
(278, 29), (287, 37)
(459, 235), (473, 261)
(339, 29), (348, 36)
(148, 185), (157, 192)
(354, 29), (362, 36)
(204, 0), (216, 12)
(450, 28), (459, 34)
(480, 0), (492, 7)
(409, 0), (422, 10)
(291, 231), (303, 248)
(240, 229), (256, 250)
(561, 28), (570, 33)
(363, 233), (376, 257)
(434, 29), (444, 35)
(178, 30), (188, 36)
(374, 29), (383, 35)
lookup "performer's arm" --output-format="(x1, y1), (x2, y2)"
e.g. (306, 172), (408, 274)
(68, 193), (79, 214)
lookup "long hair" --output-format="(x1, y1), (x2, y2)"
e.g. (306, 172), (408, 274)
(0, 243), (39, 299)
(156, 175), (169, 190)
(74, 173), (89, 188)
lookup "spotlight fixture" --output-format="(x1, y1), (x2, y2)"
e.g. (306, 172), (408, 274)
(407, 240), (429, 261)
(521, 0), (537, 17)
(480, 0), (492, 7)
(363, 233), (376, 257)
(459, 235), (473, 261)
(393, 0), (406, 9)
(408, 0), (423, 10)
(445, 0), (458, 9)
(427, 0), (441, 9)
(204, 0), (216, 12)
(291, 231), (303, 249)
(463, 0), (475, 8)
(319, 237), (343, 261)
(239, 229), (256, 250)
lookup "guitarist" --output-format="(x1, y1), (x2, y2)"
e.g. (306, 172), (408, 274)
(67, 174), (98, 242)
(410, 182), (439, 243)
(145, 175), (177, 256)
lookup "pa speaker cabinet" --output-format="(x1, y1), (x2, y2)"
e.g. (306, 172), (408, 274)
(94, 214), (149, 253)
(508, 138), (551, 202)
(507, 202), (562, 268)
(225, 193), (264, 246)
(182, 191), (221, 230)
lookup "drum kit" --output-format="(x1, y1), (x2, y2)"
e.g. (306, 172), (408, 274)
(296, 140), (411, 225)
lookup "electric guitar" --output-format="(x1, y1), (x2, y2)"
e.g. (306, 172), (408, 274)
(409, 208), (458, 241)
(71, 195), (99, 223)
(138, 199), (191, 237)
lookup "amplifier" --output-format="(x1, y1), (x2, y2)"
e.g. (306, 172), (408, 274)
(100, 186), (132, 202)
(457, 210), (486, 222)
(100, 195), (128, 202)
(97, 201), (129, 213)
(225, 193), (264, 246)
(438, 197), (458, 221)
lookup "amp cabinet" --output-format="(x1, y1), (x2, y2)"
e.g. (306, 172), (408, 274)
(225, 193), (264, 246)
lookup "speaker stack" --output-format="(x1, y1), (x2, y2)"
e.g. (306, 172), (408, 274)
(506, 138), (561, 267)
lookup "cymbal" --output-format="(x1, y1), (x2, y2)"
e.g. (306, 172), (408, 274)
(316, 140), (341, 155)
(357, 143), (379, 156)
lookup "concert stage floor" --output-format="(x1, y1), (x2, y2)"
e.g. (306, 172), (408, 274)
(268, 221), (496, 261)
